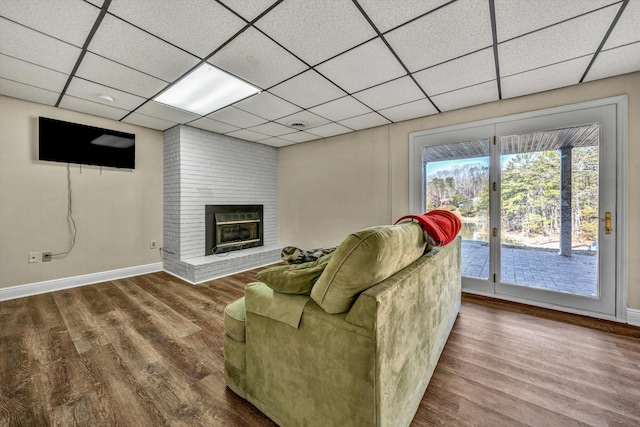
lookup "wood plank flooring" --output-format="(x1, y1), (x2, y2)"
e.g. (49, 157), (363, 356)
(1, 269), (639, 426)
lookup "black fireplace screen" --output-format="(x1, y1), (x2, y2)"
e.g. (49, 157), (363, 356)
(215, 212), (260, 247)
(205, 205), (263, 255)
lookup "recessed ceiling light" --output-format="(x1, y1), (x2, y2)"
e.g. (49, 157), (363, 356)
(154, 63), (261, 115)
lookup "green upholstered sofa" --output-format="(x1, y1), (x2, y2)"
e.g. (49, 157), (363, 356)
(223, 222), (461, 427)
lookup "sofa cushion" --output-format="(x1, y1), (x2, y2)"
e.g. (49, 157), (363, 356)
(245, 282), (311, 328)
(224, 297), (246, 342)
(311, 222), (426, 314)
(257, 253), (333, 295)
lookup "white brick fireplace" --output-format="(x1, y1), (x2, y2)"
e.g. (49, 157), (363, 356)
(163, 125), (283, 283)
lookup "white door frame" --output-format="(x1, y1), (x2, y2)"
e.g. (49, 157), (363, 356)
(409, 96), (628, 322)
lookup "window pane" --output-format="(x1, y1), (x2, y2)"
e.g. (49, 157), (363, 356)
(500, 125), (599, 296)
(423, 139), (490, 279)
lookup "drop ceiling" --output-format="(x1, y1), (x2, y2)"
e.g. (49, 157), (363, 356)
(1, 0), (638, 148)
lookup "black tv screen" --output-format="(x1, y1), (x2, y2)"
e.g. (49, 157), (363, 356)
(39, 117), (135, 169)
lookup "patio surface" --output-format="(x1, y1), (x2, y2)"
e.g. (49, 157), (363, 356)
(461, 240), (597, 296)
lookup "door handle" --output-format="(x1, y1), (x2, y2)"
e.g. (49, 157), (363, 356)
(593, 212), (612, 234)
(604, 211), (611, 235)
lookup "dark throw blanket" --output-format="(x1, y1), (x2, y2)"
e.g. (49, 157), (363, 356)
(281, 246), (337, 265)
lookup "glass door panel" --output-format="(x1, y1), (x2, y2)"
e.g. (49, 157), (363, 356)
(423, 139), (490, 280)
(499, 125), (599, 297)
(494, 103), (617, 317)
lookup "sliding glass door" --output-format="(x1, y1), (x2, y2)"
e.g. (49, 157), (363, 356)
(409, 100), (621, 318)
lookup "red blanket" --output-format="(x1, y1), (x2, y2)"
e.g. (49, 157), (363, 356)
(394, 210), (462, 246)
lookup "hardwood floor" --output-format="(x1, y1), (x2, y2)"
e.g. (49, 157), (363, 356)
(1, 269), (639, 426)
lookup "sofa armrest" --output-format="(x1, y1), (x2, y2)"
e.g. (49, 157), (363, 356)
(244, 291), (376, 426)
(244, 282), (311, 328)
(346, 238), (461, 427)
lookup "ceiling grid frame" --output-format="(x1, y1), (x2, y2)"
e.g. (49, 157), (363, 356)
(0, 0), (637, 146)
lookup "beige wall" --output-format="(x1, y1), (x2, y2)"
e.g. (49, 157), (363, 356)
(278, 71), (640, 310)
(0, 96), (164, 288)
(277, 126), (391, 248)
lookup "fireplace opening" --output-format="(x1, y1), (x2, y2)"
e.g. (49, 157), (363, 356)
(205, 205), (263, 255)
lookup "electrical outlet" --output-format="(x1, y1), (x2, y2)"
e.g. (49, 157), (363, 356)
(42, 252), (52, 262)
(29, 252), (39, 263)
(150, 240), (157, 249)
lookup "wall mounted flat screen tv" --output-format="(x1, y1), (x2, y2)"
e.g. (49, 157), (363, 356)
(39, 117), (135, 169)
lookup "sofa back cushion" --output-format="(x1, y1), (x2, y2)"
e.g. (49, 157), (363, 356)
(310, 222), (426, 314)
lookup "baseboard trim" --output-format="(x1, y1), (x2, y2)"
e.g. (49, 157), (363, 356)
(627, 308), (640, 327)
(0, 263), (164, 301)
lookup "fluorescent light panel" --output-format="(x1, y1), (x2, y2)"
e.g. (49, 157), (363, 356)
(154, 64), (260, 115)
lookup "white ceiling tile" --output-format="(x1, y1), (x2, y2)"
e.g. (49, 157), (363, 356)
(306, 123), (353, 138)
(226, 128), (270, 142)
(108, 0), (245, 58)
(274, 110), (330, 129)
(0, 78), (58, 106)
(248, 121), (296, 137)
(66, 77), (146, 110)
(413, 48), (496, 96)
(495, 0), (619, 42)
(585, 42), (640, 82)
(255, 0), (377, 65)
(0, 17), (81, 74)
(379, 99), (438, 122)
(0, 0), (100, 47)
(122, 112), (177, 131)
(498, 6), (619, 77)
(0, 54), (67, 92)
(309, 96), (372, 121)
(208, 27), (307, 89)
(604, 0), (640, 49)
(316, 38), (406, 93)
(352, 76), (424, 110)
(87, 14), (199, 82)
(188, 117), (239, 134)
(59, 95), (129, 121)
(137, 101), (200, 124)
(75, 53), (169, 98)
(431, 81), (498, 112)
(279, 131), (322, 143)
(270, 70), (346, 109)
(219, 0), (279, 21)
(385, 0), (493, 72)
(258, 137), (298, 148)
(2, 0), (638, 141)
(234, 91), (301, 120)
(358, 0), (451, 33)
(502, 57), (591, 99)
(207, 106), (267, 127)
(338, 112), (390, 131)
